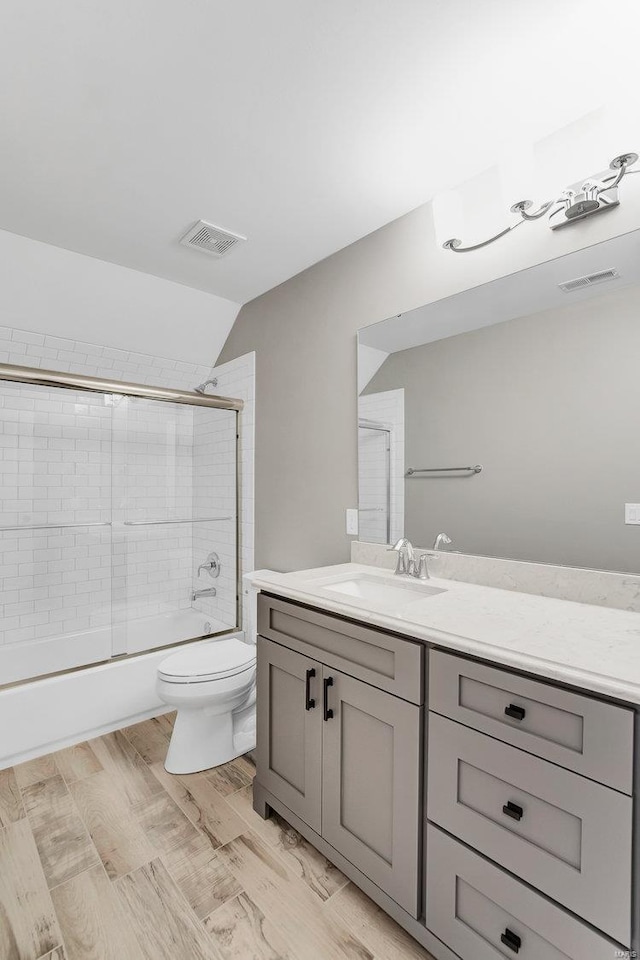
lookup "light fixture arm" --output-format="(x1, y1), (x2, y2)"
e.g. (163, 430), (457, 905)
(514, 199), (555, 221)
(443, 221), (524, 253)
(442, 153), (638, 253)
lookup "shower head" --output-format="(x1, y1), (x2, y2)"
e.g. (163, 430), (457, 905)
(194, 377), (218, 394)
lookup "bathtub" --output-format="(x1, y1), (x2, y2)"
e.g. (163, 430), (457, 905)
(0, 617), (245, 768)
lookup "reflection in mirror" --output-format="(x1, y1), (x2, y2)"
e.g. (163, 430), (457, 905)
(358, 228), (640, 574)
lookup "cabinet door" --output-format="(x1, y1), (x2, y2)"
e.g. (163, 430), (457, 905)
(256, 636), (322, 833)
(321, 669), (421, 916)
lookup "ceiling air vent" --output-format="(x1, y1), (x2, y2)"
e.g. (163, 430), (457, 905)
(558, 268), (619, 293)
(179, 220), (246, 258)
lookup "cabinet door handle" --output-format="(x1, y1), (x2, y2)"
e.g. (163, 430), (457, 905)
(502, 800), (524, 822)
(323, 677), (334, 721)
(305, 668), (316, 710)
(504, 703), (526, 721)
(500, 928), (522, 953)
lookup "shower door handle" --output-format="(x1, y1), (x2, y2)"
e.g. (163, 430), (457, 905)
(305, 668), (316, 710)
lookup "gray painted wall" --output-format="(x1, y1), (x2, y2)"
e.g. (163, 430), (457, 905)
(366, 283), (640, 574)
(219, 193), (640, 573)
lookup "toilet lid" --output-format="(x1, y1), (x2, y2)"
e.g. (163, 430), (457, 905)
(158, 638), (256, 682)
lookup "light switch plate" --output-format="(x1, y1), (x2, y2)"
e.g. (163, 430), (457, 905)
(346, 508), (359, 536)
(625, 504), (640, 524)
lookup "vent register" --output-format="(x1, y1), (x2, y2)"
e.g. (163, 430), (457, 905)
(180, 220), (246, 258)
(558, 268), (619, 293)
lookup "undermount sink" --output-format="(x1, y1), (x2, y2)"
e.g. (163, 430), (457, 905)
(320, 573), (446, 605)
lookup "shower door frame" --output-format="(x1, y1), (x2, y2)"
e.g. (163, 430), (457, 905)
(0, 362), (244, 686)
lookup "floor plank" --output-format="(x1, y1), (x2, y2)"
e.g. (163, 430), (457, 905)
(270, 812), (348, 901)
(69, 770), (155, 881)
(226, 785), (283, 845)
(205, 759), (254, 798)
(51, 743), (102, 785)
(0, 768), (25, 827)
(152, 712), (176, 737)
(14, 755), (59, 790)
(162, 831), (242, 920)
(115, 858), (221, 960)
(0, 819), (61, 960)
(325, 883), (435, 960)
(51, 863), (147, 960)
(150, 763), (246, 849)
(216, 831), (373, 960)
(122, 718), (172, 766)
(204, 892), (290, 960)
(134, 790), (202, 856)
(90, 731), (164, 806)
(21, 776), (100, 889)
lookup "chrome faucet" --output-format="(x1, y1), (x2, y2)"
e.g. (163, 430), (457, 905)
(432, 533), (452, 551)
(388, 538), (434, 580)
(192, 587), (217, 601)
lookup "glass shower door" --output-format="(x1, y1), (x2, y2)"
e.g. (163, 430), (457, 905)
(111, 395), (238, 655)
(0, 380), (113, 684)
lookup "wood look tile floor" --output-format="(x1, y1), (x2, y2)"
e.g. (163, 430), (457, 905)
(0, 715), (434, 960)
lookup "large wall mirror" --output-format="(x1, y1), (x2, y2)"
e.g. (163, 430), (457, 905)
(357, 228), (640, 575)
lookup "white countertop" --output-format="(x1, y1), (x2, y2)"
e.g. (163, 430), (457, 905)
(249, 563), (640, 705)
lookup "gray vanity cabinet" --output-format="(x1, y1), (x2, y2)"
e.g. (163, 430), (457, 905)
(256, 596), (423, 917)
(256, 636), (323, 833)
(322, 669), (421, 915)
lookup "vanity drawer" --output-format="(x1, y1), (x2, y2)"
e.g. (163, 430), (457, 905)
(258, 594), (423, 703)
(427, 713), (632, 945)
(425, 825), (620, 960)
(429, 649), (634, 793)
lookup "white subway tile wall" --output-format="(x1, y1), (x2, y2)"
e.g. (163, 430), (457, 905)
(0, 327), (216, 390)
(358, 390), (404, 545)
(0, 382), (113, 651)
(0, 323), (255, 683)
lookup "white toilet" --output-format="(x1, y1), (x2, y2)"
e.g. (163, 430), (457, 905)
(156, 635), (256, 774)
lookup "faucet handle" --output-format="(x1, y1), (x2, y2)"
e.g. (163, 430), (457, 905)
(388, 538), (414, 557)
(387, 538), (414, 575)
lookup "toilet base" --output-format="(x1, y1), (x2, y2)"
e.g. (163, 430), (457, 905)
(164, 700), (257, 775)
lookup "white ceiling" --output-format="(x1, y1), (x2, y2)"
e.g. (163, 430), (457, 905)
(1, 0), (639, 304)
(359, 229), (640, 353)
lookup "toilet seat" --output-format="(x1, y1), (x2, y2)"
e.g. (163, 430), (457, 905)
(158, 638), (256, 684)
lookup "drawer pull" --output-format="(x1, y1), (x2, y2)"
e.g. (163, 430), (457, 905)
(502, 800), (524, 822)
(305, 668), (316, 710)
(504, 703), (526, 721)
(323, 676), (334, 721)
(500, 928), (522, 953)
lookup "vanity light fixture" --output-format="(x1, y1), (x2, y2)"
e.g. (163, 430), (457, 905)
(443, 153), (639, 253)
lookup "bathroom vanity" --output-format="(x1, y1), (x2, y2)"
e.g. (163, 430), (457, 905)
(250, 562), (640, 960)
